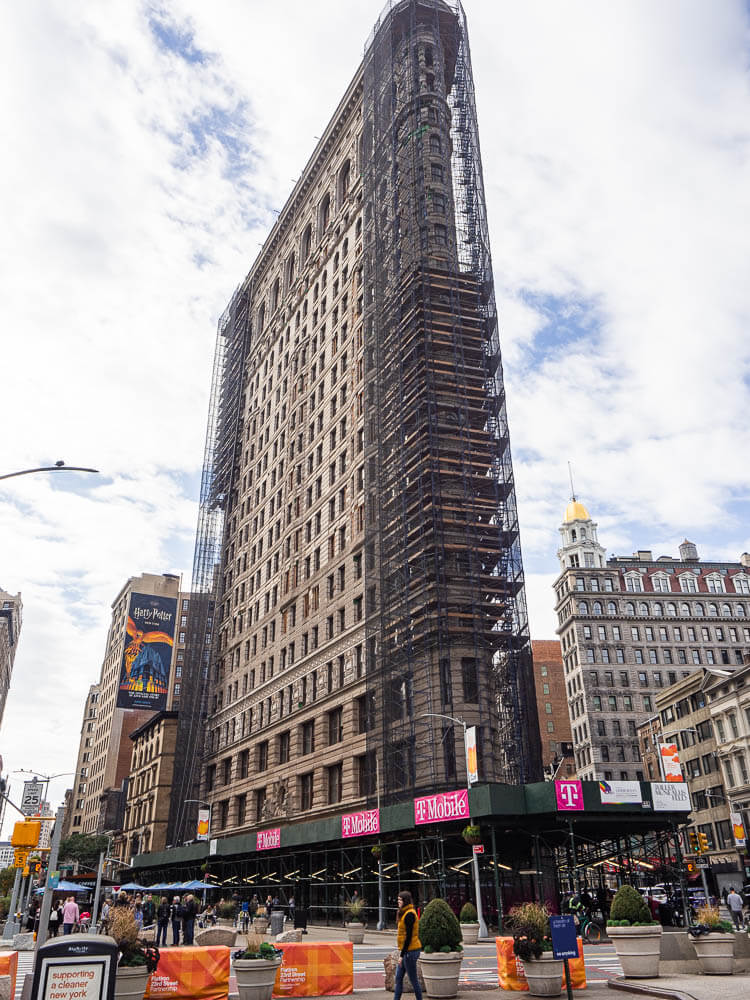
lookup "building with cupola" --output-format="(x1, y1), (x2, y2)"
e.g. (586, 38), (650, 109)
(553, 497), (750, 781)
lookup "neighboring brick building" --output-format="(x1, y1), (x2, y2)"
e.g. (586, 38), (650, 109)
(62, 684), (100, 838)
(531, 640), (575, 778)
(120, 711), (179, 860)
(554, 497), (750, 781)
(0, 588), (22, 729)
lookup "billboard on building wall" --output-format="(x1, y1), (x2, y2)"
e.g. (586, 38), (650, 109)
(466, 727), (479, 785)
(659, 743), (684, 782)
(731, 812), (746, 848)
(116, 592), (176, 710)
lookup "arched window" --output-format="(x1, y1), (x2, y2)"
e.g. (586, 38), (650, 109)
(694, 603), (704, 616)
(285, 251), (296, 291)
(337, 159), (351, 207)
(666, 602), (676, 616)
(319, 192), (331, 234)
(593, 602), (602, 615)
(737, 604), (746, 617)
(571, 530), (577, 541)
(653, 603), (663, 616)
(708, 603), (718, 617)
(607, 601), (617, 615)
(301, 223), (313, 262)
(680, 602), (690, 616)
(625, 602), (635, 616)
(638, 602), (648, 616)
(271, 277), (280, 312)
(721, 603), (731, 617)
(257, 301), (265, 333)
(577, 601), (588, 614)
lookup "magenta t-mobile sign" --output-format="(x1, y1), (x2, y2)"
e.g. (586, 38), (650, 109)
(555, 780), (584, 811)
(414, 789), (470, 825)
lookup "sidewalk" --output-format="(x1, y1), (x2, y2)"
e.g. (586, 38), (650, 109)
(608, 972), (750, 999)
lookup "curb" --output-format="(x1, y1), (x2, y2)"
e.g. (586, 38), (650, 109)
(607, 976), (697, 1000)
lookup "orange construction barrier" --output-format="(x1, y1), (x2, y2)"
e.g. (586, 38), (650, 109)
(145, 945), (230, 1000)
(496, 936), (586, 991)
(273, 941), (353, 997)
(0, 951), (18, 997)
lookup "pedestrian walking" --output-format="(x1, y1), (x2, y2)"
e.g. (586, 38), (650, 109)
(170, 896), (182, 945)
(288, 896), (295, 925)
(143, 893), (156, 929)
(156, 897), (170, 946)
(726, 887), (744, 929)
(393, 891), (423, 1000)
(48, 903), (60, 937)
(181, 893), (198, 945)
(62, 896), (80, 935)
(240, 901), (249, 932)
(133, 894), (144, 931)
(100, 898), (111, 935)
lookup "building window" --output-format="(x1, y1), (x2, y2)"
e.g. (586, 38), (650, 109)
(254, 788), (266, 821)
(328, 708), (343, 745)
(680, 574), (698, 593)
(299, 772), (313, 811)
(236, 794), (246, 826)
(461, 658), (479, 702)
(327, 763), (343, 804)
(302, 720), (315, 755)
(278, 731), (290, 764)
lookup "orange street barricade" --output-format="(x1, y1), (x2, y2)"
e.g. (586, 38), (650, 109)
(496, 937), (586, 991)
(273, 941), (353, 997)
(0, 951), (18, 997)
(146, 945), (230, 1000)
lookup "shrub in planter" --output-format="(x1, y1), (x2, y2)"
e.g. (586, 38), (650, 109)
(606, 885), (661, 979)
(345, 897), (366, 924)
(462, 825), (481, 845)
(506, 903), (562, 997)
(217, 901), (238, 921)
(420, 899), (463, 953)
(607, 885), (655, 926)
(109, 907), (160, 1000)
(459, 903), (477, 924)
(688, 904), (736, 974)
(688, 904), (734, 936)
(233, 935), (283, 1000)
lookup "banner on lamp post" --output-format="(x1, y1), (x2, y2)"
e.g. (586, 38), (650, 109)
(731, 812), (746, 848)
(659, 742), (684, 782)
(466, 726), (478, 785)
(196, 809), (210, 842)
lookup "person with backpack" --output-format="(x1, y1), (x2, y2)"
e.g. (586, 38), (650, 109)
(170, 896), (182, 945)
(181, 894), (198, 946)
(48, 901), (60, 937)
(156, 897), (170, 946)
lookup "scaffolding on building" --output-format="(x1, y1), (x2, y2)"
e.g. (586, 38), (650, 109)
(362, 0), (540, 803)
(169, 284), (253, 846)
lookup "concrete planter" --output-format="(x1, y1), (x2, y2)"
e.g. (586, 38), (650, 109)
(234, 957), (283, 1000)
(216, 918), (235, 928)
(418, 952), (463, 998)
(460, 923), (479, 945)
(690, 932), (735, 975)
(521, 953), (564, 997)
(608, 924), (662, 978)
(114, 965), (151, 1000)
(252, 917), (269, 935)
(345, 922), (365, 944)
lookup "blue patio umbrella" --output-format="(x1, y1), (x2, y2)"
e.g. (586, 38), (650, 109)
(118, 882), (147, 891)
(35, 880), (89, 894)
(183, 880), (215, 890)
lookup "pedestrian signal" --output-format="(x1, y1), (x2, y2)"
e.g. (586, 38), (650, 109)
(11, 819), (40, 848)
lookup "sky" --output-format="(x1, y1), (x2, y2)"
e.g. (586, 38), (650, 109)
(1, 0), (749, 830)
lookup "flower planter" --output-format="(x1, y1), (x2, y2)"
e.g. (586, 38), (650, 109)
(608, 925), (662, 978)
(114, 965), (151, 1000)
(690, 932), (735, 975)
(216, 918), (235, 928)
(252, 917), (269, 935)
(234, 956), (283, 1000)
(521, 953), (564, 997)
(345, 921), (365, 944)
(460, 923), (479, 945)
(418, 952), (463, 998)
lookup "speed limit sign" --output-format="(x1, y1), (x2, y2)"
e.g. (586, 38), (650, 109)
(21, 781), (43, 815)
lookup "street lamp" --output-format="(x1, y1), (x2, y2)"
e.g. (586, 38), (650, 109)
(420, 713), (488, 937)
(0, 461), (99, 481)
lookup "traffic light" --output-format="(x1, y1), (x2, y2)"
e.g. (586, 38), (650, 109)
(11, 819), (40, 848)
(688, 830), (699, 853)
(698, 831), (709, 854)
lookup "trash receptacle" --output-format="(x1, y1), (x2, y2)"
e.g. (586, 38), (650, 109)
(270, 909), (285, 936)
(294, 908), (308, 931)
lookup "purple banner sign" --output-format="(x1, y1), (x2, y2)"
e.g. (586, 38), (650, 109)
(342, 808), (380, 839)
(256, 827), (281, 850)
(555, 780), (584, 811)
(414, 789), (470, 825)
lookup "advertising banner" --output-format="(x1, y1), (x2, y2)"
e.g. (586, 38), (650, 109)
(651, 781), (691, 811)
(257, 828), (281, 851)
(196, 809), (210, 842)
(598, 780), (642, 805)
(414, 789), (469, 825)
(466, 726), (478, 785)
(496, 937), (586, 991)
(145, 946), (229, 1000)
(117, 592), (177, 710)
(731, 812), (746, 848)
(273, 942), (353, 997)
(555, 780), (584, 811)
(659, 743), (684, 782)
(341, 808), (379, 839)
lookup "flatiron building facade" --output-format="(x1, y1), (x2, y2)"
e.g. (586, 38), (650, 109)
(176, 0), (540, 845)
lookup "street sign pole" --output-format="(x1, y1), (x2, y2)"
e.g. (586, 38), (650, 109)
(91, 849), (106, 931)
(2, 869), (22, 939)
(549, 914), (577, 1000)
(36, 804), (65, 947)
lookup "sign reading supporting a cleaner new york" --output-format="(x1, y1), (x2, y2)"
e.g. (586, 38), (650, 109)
(31, 933), (118, 1000)
(116, 592), (176, 710)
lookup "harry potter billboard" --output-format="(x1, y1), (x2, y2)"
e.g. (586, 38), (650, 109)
(116, 592), (176, 711)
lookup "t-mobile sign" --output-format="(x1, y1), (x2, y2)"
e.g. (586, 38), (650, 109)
(256, 827), (281, 850)
(342, 808), (380, 838)
(414, 789), (469, 825)
(555, 780), (584, 811)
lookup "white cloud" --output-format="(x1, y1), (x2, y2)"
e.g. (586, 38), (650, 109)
(1, 0), (749, 823)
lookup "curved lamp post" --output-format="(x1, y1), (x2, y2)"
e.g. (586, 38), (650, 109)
(0, 460), (99, 481)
